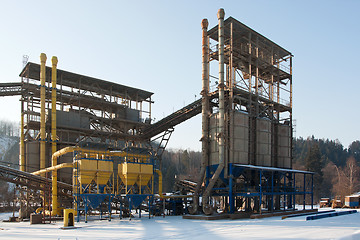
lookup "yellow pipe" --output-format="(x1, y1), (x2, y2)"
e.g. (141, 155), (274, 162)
(43, 146), (79, 215)
(20, 112), (25, 172)
(40, 53), (47, 176)
(51, 56), (58, 216)
(32, 162), (75, 176)
(47, 146), (113, 215)
(155, 169), (163, 198)
(154, 169), (193, 199)
(34, 145), (155, 215)
(51, 56), (58, 155)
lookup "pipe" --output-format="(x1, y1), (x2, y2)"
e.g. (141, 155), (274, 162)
(51, 56), (58, 155)
(40, 53), (47, 176)
(31, 146), (131, 215)
(217, 8), (225, 182)
(155, 169), (163, 198)
(47, 146), (125, 215)
(51, 56), (58, 216)
(32, 162), (75, 176)
(190, 18), (209, 215)
(155, 169), (192, 199)
(202, 8), (225, 215)
(37, 146), (79, 215)
(33, 145), (154, 215)
(19, 112), (25, 172)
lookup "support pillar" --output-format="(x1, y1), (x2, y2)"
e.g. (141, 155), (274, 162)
(229, 164), (234, 213)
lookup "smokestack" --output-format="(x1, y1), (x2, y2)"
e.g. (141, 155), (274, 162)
(217, 8), (225, 173)
(201, 9), (226, 215)
(190, 19), (210, 215)
(51, 56), (58, 215)
(40, 53), (47, 176)
(200, 18), (209, 179)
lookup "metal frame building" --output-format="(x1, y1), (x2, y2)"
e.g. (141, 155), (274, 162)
(191, 9), (313, 215)
(0, 8), (314, 220)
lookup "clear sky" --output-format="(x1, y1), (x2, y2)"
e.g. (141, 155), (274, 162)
(0, 0), (359, 151)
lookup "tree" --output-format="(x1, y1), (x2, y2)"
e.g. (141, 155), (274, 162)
(331, 157), (360, 199)
(348, 141), (360, 163)
(180, 150), (190, 175)
(321, 161), (337, 198)
(0, 180), (12, 208)
(342, 157), (360, 195)
(304, 144), (324, 201)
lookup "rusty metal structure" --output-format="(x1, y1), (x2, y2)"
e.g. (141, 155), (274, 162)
(18, 61), (153, 181)
(190, 9), (314, 215)
(0, 8), (314, 219)
(0, 52), (206, 218)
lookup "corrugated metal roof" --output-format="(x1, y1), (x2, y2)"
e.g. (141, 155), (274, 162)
(19, 62), (153, 101)
(207, 17), (292, 59)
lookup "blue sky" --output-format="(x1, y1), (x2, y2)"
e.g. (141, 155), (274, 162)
(0, 0), (359, 150)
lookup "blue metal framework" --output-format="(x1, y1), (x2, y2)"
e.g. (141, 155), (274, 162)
(205, 163), (314, 214)
(71, 147), (158, 222)
(73, 150), (115, 223)
(115, 148), (156, 219)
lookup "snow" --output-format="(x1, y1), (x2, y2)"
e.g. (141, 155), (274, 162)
(0, 208), (360, 239)
(0, 135), (17, 161)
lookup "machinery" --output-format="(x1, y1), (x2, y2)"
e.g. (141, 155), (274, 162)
(190, 9), (314, 215)
(320, 198), (331, 208)
(332, 196), (343, 209)
(0, 8), (315, 221)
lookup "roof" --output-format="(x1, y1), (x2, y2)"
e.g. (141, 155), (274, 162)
(208, 17), (292, 59)
(19, 62), (153, 101)
(233, 164), (314, 174)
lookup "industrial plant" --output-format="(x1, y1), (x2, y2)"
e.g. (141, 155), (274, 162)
(0, 9), (317, 224)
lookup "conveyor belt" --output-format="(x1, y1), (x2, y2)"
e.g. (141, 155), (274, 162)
(175, 179), (197, 193)
(0, 164), (72, 197)
(0, 82), (22, 96)
(142, 99), (203, 139)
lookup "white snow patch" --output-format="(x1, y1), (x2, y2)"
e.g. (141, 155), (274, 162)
(0, 208), (359, 240)
(0, 135), (17, 161)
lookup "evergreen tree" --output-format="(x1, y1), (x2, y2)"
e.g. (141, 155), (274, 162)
(348, 140), (360, 163)
(304, 143), (324, 201)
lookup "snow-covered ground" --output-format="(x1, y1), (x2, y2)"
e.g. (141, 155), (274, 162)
(0, 208), (359, 240)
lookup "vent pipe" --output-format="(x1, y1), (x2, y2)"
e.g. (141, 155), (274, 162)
(39, 53), (47, 176)
(51, 56), (58, 215)
(20, 111), (25, 171)
(202, 8), (225, 215)
(189, 18), (210, 214)
(217, 8), (225, 174)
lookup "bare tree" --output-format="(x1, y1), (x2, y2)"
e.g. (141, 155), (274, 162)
(332, 157), (360, 198)
(343, 157), (360, 195)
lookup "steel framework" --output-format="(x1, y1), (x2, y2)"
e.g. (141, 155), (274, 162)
(192, 9), (313, 215)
